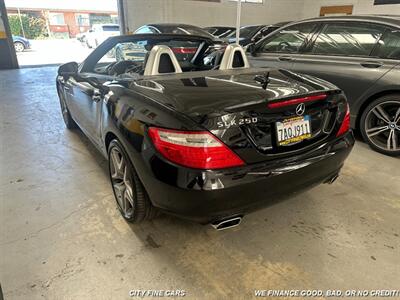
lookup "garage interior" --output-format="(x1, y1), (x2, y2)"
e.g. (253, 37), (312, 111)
(1, 0), (400, 299)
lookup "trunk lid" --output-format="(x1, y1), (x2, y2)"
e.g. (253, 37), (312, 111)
(132, 68), (346, 163)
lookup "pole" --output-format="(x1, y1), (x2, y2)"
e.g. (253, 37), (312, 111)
(0, 0), (19, 68)
(117, 0), (127, 34)
(17, 8), (25, 38)
(235, 0), (242, 44)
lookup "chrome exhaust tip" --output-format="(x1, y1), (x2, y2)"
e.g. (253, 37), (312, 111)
(211, 216), (242, 231)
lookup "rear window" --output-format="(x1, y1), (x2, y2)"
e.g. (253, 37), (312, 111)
(103, 25), (120, 32)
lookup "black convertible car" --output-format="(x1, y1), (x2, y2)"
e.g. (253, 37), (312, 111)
(57, 34), (354, 229)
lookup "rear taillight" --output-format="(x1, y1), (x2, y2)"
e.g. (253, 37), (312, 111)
(336, 103), (350, 137)
(268, 93), (327, 109)
(148, 127), (245, 169)
(171, 47), (198, 54)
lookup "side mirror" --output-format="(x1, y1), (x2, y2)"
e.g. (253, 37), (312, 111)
(58, 62), (78, 78)
(89, 29), (94, 33)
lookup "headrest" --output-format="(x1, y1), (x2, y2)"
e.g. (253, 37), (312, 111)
(144, 45), (183, 76)
(219, 44), (250, 70)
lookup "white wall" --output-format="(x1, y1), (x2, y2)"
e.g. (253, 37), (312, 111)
(121, 0), (400, 33)
(121, 0), (306, 33)
(302, 0), (400, 18)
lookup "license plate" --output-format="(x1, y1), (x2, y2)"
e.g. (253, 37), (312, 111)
(276, 115), (312, 146)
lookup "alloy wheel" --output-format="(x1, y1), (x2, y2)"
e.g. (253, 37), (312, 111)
(14, 42), (24, 53)
(109, 147), (135, 218)
(364, 101), (400, 153)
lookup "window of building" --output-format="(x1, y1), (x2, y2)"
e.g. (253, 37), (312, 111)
(374, 0), (400, 5)
(89, 14), (117, 25)
(75, 13), (90, 26)
(49, 13), (65, 25)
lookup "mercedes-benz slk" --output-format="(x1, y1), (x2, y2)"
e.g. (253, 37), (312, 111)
(56, 34), (354, 229)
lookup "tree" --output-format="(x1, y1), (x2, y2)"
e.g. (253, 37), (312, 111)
(8, 14), (47, 39)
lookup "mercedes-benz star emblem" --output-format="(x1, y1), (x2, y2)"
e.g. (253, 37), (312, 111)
(296, 103), (305, 116)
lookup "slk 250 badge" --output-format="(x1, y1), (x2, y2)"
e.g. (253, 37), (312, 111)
(217, 117), (258, 129)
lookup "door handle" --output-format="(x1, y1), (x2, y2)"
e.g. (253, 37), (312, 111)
(278, 56), (293, 62)
(360, 61), (383, 68)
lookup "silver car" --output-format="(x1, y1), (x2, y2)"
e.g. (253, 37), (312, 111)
(249, 15), (400, 156)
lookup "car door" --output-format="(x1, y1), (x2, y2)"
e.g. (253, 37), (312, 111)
(249, 22), (318, 70)
(66, 75), (108, 146)
(65, 47), (118, 146)
(289, 21), (399, 107)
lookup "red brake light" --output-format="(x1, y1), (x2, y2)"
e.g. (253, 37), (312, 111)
(171, 47), (198, 54)
(148, 127), (245, 169)
(336, 104), (351, 137)
(268, 93), (327, 109)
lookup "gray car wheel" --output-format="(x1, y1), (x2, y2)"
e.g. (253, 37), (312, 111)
(14, 41), (25, 52)
(360, 95), (400, 156)
(108, 139), (158, 223)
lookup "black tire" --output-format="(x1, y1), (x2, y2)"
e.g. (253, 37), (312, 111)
(360, 94), (400, 156)
(108, 139), (158, 223)
(57, 86), (77, 129)
(14, 41), (25, 52)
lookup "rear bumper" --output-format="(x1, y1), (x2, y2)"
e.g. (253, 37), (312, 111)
(136, 131), (355, 224)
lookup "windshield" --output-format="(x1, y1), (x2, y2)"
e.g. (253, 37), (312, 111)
(227, 26), (261, 39)
(91, 37), (223, 77)
(103, 25), (120, 32)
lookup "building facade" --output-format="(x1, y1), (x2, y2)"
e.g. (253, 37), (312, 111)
(6, 0), (118, 38)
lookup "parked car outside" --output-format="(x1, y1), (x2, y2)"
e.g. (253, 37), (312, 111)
(249, 15), (400, 156)
(204, 26), (235, 38)
(56, 34), (354, 227)
(85, 24), (120, 48)
(224, 22), (290, 47)
(12, 35), (30, 52)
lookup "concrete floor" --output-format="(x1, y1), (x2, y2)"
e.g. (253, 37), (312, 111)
(17, 39), (92, 67)
(0, 67), (399, 300)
